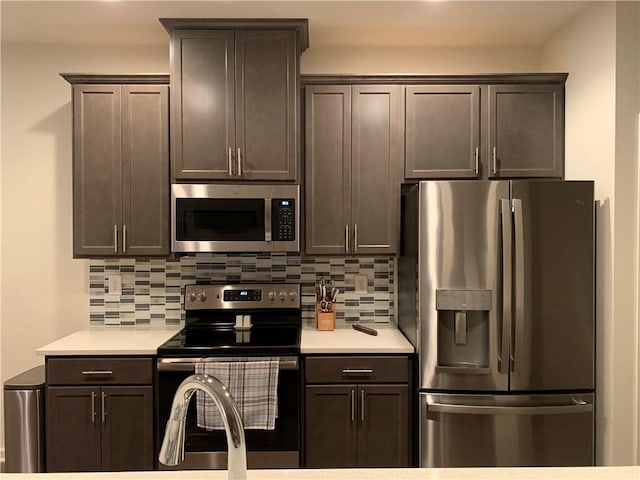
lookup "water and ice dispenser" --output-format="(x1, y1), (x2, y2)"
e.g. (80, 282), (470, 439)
(435, 289), (492, 372)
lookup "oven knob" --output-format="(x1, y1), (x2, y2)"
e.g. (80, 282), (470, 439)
(278, 290), (287, 301)
(268, 290), (276, 302)
(198, 291), (207, 302)
(288, 290), (297, 301)
(188, 292), (197, 302)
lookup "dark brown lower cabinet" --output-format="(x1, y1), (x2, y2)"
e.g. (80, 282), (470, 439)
(46, 356), (154, 472)
(305, 383), (409, 468)
(46, 386), (153, 472)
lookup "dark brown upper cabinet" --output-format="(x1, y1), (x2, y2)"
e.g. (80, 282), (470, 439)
(488, 84), (564, 178)
(304, 84), (403, 255)
(62, 74), (170, 258)
(160, 19), (309, 182)
(405, 85), (481, 179)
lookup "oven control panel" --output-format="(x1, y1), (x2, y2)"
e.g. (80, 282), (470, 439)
(185, 283), (300, 310)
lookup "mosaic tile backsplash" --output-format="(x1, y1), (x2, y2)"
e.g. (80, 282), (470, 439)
(88, 254), (395, 327)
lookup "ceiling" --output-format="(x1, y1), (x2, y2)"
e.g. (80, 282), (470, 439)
(1, 0), (592, 48)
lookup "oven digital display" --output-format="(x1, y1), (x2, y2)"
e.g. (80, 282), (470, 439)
(223, 289), (262, 302)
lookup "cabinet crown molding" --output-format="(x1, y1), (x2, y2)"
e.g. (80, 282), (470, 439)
(159, 18), (309, 52)
(301, 73), (568, 85)
(60, 74), (170, 85)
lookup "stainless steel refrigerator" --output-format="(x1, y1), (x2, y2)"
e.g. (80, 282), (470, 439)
(399, 180), (595, 467)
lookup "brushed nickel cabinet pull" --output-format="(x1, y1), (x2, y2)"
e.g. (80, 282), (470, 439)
(122, 225), (127, 253)
(82, 370), (113, 376)
(91, 391), (96, 423)
(228, 147), (233, 176)
(354, 224), (358, 253)
(101, 392), (107, 423)
(113, 225), (118, 253)
(350, 389), (355, 422)
(474, 147), (479, 175)
(237, 148), (242, 177)
(361, 389), (365, 422)
(492, 146), (498, 175)
(341, 368), (373, 375)
(345, 224), (349, 253)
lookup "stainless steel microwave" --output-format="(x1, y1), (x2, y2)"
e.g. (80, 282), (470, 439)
(171, 184), (300, 253)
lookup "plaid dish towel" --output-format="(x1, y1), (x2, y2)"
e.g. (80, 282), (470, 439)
(195, 358), (279, 430)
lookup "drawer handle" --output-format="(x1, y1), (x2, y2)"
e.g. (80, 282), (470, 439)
(341, 369), (373, 375)
(82, 370), (113, 376)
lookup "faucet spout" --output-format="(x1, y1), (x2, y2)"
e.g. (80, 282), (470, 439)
(159, 373), (247, 480)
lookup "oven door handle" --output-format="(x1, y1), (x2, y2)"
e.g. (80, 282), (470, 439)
(157, 357), (299, 372)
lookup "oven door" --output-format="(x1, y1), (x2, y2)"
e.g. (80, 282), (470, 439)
(156, 356), (300, 469)
(171, 184), (300, 253)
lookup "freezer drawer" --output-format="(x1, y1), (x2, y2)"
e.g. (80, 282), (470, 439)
(420, 392), (594, 468)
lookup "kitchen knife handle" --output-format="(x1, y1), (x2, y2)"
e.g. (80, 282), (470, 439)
(227, 147), (233, 176)
(345, 224), (350, 253)
(512, 198), (525, 373)
(350, 389), (355, 422)
(499, 199), (512, 374)
(237, 148), (242, 177)
(101, 391), (107, 423)
(474, 146), (479, 176)
(113, 225), (118, 253)
(361, 389), (365, 422)
(122, 225), (127, 253)
(91, 391), (96, 423)
(492, 146), (498, 175)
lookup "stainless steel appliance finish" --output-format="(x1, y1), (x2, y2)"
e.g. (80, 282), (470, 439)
(156, 283), (302, 470)
(3, 366), (46, 473)
(172, 184), (299, 253)
(421, 393), (594, 468)
(399, 180), (595, 467)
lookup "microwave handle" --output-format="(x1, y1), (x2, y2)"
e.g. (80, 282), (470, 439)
(265, 198), (272, 241)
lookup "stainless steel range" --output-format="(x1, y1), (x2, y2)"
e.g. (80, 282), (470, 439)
(156, 283), (301, 470)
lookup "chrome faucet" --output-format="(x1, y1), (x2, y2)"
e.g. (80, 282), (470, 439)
(159, 374), (247, 480)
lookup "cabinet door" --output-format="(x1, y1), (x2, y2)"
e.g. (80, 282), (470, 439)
(235, 30), (298, 181)
(357, 384), (410, 467)
(101, 386), (153, 471)
(121, 85), (170, 256)
(305, 385), (358, 467)
(73, 85), (122, 257)
(405, 85), (480, 179)
(304, 85), (351, 255)
(171, 29), (235, 180)
(351, 85), (402, 254)
(488, 84), (564, 178)
(46, 387), (101, 472)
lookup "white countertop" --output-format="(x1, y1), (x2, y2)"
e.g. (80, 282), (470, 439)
(36, 323), (413, 356)
(35, 325), (182, 356)
(300, 324), (414, 354)
(2, 467), (638, 480)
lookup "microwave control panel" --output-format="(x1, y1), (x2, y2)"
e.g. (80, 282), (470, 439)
(272, 199), (296, 241)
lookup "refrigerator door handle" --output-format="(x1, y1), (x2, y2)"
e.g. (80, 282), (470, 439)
(428, 401), (593, 416)
(512, 198), (525, 372)
(499, 198), (512, 374)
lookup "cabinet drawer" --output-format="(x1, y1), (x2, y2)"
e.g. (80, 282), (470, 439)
(47, 357), (153, 385)
(305, 356), (409, 384)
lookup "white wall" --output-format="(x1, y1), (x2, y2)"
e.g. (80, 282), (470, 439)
(0, 42), (170, 460)
(541, 1), (640, 466)
(301, 45), (540, 74)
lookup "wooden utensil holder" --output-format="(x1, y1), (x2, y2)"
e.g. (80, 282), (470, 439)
(316, 302), (336, 331)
